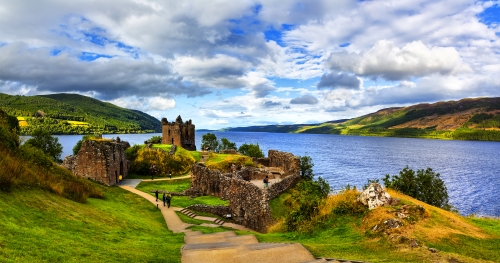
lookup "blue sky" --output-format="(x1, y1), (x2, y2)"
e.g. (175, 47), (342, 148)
(1, 0), (500, 129)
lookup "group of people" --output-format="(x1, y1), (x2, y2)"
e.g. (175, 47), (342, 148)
(155, 190), (172, 208)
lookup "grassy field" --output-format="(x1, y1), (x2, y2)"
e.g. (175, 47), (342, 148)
(204, 152), (255, 172)
(135, 179), (229, 208)
(0, 186), (184, 263)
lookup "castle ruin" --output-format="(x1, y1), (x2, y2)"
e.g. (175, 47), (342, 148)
(161, 115), (196, 150)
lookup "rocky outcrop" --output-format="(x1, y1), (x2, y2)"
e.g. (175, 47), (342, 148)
(267, 173), (301, 199)
(358, 183), (394, 209)
(62, 139), (130, 186)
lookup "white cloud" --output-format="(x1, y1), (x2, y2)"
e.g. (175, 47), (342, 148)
(327, 40), (471, 80)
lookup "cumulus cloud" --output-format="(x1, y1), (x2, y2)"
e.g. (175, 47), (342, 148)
(262, 100), (282, 107)
(290, 94), (319, 105)
(0, 42), (211, 100)
(317, 71), (361, 90)
(326, 40), (472, 80)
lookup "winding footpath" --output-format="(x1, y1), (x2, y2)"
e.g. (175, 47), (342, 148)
(119, 163), (369, 263)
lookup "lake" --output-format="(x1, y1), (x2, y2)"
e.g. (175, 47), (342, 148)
(49, 132), (500, 217)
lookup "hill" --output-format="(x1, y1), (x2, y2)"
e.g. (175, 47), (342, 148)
(223, 97), (500, 141)
(0, 93), (161, 135)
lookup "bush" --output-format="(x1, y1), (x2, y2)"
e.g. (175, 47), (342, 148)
(24, 128), (63, 162)
(201, 133), (218, 151)
(238, 143), (264, 158)
(383, 166), (449, 209)
(145, 135), (162, 144)
(299, 155), (314, 180)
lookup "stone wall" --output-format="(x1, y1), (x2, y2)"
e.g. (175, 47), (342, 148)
(190, 164), (272, 232)
(267, 173), (301, 199)
(268, 150), (300, 178)
(62, 139), (130, 186)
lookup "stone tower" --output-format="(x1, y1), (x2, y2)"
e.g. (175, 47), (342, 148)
(161, 115), (196, 150)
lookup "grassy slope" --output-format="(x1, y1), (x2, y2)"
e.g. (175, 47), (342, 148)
(0, 92), (161, 134)
(0, 186), (184, 263)
(258, 188), (500, 263)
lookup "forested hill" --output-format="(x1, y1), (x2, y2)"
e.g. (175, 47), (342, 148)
(223, 97), (500, 141)
(0, 93), (161, 135)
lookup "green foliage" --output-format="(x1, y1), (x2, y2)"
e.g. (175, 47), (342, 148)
(200, 133), (237, 152)
(238, 143), (264, 158)
(0, 110), (19, 150)
(0, 93), (161, 135)
(299, 155), (314, 180)
(125, 144), (142, 161)
(130, 147), (195, 176)
(145, 135), (162, 144)
(72, 134), (98, 155)
(201, 133), (219, 151)
(24, 128), (63, 162)
(383, 166), (449, 208)
(219, 137), (237, 151)
(283, 178), (331, 233)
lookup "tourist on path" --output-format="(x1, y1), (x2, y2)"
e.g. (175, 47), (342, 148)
(155, 190), (159, 202)
(118, 175), (122, 185)
(263, 176), (269, 188)
(166, 194), (171, 208)
(162, 193), (167, 207)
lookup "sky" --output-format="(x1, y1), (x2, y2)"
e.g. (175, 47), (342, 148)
(1, 0), (500, 129)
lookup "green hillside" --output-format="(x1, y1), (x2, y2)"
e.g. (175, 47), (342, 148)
(0, 93), (161, 135)
(224, 97), (500, 141)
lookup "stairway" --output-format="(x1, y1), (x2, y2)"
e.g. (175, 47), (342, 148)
(181, 231), (368, 263)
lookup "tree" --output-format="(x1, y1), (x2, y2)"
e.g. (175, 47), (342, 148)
(238, 143), (264, 158)
(24, 128), (63, 162)
(202, 133), (219, 151)
(219, 138), (237, 151)
(299, 155), (314, 180)
(383, 166), (449, 209)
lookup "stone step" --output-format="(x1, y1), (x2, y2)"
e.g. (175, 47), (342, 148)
(214, 218), (225, 225)
(184, 230), (203, 236)
(301, 259), (328, 263)
(225, 235), (259, 245)
(236, 243), (316, 263)
(184, 231), (236, 244)
(182, 242), (239, 251)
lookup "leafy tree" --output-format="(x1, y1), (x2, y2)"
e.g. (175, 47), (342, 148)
(72, 134), (98, 155)
(219, 138), (237, 151)
(24, 128), (63, 162)
(202, 133), (219, 151)
(299, 155), (314, 180)
(383, 166), (449, 209)
(238, 143), (264, 158)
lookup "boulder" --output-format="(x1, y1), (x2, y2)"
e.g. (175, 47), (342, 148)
(358, 183), (393, 209)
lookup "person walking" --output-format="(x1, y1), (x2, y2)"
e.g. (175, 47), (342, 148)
(155, 190), (159, 202)
(263, 176), (269, 188)
(166, 194), (172, 208)
(162, 193), (167, 207)
(118, 175), (122, 185)
(169, 172), (172, 179)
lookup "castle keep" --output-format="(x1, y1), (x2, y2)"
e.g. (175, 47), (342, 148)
(161, 115), (196, 150)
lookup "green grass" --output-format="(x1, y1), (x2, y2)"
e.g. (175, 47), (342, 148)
(136, 179), (229, 208)
(151, 144), (172, 151)
(175, 212), (216, 225)
(0, 186), (184, 262)
(188, 225), (236, 234)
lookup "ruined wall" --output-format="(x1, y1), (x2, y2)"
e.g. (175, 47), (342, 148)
(268, 150), (300, 177)
(190, 164), (272, 232)
(161, 116), (196, 150)
(236, 166), (273, 181)
(267, 174), (302, 199)
(62, 139), (130, 186)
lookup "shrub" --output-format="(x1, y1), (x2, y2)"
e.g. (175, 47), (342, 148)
(299, 155), (314, 180)
(238, 143), (264, 158)
(24, 128), (63, 162)
(145, 135), (162, 144)
(383, 166), (449, 209)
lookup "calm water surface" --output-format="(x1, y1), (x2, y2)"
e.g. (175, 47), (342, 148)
(52, 132), (500, 217)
